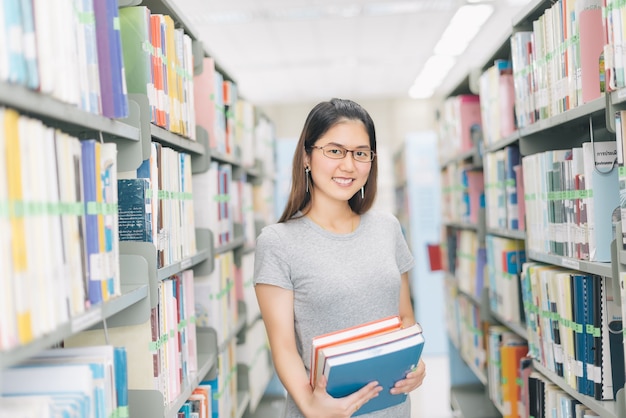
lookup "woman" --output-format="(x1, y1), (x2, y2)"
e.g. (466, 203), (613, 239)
(254, 98), (426, 417)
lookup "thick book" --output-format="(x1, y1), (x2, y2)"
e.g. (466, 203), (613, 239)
(309, 315), (402, 387)
(320, 323), (425, 416)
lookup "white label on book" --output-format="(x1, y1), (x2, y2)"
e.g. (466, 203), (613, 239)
(574, 359), (584, 377)
(587, 363), (596, 382)
(592, 365), (602, 383)
(71, 306), (102, 333)
(561, 258), (580, 270)
(553, 345), (564, 362)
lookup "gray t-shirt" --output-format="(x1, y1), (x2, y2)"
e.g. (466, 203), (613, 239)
(254, 209), (415, 417)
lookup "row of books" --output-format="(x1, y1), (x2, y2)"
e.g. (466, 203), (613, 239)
(2, 0), (128, 117)
(66, 270), (198, 407)
(520, 262), (625, 400)
(177, 385), (212, 418)
(523, 366), (602, 418)
(194, 57), (254, 162)
(454, 229), (485, 299)
(192, 161), (235, 248)
(437, 95), (482, 164)
(521, 141), (619, 262)
(488, 323), (614, 418)
(120, 6), (195, 137)
(487, 325), (527, 418)
(194, 251), (240, 348)
(484, 145), (525, 231)
(478, 59), (517, 146)
(0, 345), (128, 418)
(486, 235), (526, 324)
(510, 1), (606, 128)
(440, 162), (484, 225)
(119, 141), (197, 267)
(0, 108), (121, 350)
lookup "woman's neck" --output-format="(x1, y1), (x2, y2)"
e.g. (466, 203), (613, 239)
(305, 205), (358, 234)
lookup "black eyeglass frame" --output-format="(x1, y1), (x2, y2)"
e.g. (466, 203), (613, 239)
(309, 144), (376, 162)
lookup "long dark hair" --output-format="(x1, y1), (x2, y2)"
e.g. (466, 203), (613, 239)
(278, 98), (378, 223)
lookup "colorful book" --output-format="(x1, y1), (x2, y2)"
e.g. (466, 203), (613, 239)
(310, 315), (402, 387)
(321, 323), (424, 416)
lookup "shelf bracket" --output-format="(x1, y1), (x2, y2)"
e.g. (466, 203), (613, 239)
(606, 90), (616, 134)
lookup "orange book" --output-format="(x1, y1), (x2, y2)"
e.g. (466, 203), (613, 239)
(150, 14), (166, 127)
(310, 315), (402, 387)
(500, 341), (528, 418)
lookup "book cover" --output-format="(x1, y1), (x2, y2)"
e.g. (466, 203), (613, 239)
(577, 0), (605, 104)
(81, 139), (103, 306)
(113, 346), (129, 418)
(581, 141), (619, 262)
(117, 178), (152, 242)
(310, 315), (402, 387)
(322, 324), (424, 416)
(5, 109), (34, 344)
(119, 6), (154, 109)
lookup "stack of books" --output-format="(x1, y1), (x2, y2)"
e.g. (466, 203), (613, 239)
(310, 316), (425, 416)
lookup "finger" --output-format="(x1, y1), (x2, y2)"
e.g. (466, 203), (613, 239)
(316, 375), (328, 392)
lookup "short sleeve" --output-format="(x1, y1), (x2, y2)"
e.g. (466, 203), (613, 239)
(253, 226), (294, 290)
(393, 217), (414, 274)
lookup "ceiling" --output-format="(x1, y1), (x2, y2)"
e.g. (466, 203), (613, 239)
(172, 0), (533, 106)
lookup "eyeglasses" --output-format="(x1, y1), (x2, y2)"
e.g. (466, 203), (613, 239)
(310, 144), (376, 162)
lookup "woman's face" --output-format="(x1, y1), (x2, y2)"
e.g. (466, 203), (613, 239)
(306, 119), (372, 204)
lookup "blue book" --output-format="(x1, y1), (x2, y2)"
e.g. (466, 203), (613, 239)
(571, 273), (589, 395)
(322, 324), (424, 416)
(114, 347), (128, 418)
(582, 274), (596, 397)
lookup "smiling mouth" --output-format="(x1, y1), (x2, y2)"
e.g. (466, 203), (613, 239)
(333, 177), (354, 185)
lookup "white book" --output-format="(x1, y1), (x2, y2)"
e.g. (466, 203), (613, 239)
(18, 116), (48, 338)
(42, 125), (69, 328)
(101, 142), (119, 299)
(0, 395), (53, 417)
(1, 364), (95, 418)
(48, 0), (72, 104)
(581, 141), (619, 262)
(56, 132), (88, 316)
(27, 345), (117, 418)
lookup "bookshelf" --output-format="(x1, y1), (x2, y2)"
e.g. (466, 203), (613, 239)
(437, 1), (626, 417)
(0, 0), (274, 417)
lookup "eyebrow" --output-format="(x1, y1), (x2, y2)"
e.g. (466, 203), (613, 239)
(325, 142), (371, 149)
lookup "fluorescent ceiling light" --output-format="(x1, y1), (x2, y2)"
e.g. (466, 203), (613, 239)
(409, 3), (493, 98)
(434, 4), (494, 56)
(409, 55), (456, 99)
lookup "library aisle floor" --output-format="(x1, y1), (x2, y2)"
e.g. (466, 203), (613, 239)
(248, 354), (456, 418)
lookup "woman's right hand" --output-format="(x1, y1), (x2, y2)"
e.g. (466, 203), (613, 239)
(304, 375), (382, 418)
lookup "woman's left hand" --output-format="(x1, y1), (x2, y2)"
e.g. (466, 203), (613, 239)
(390, 358), (426, 395)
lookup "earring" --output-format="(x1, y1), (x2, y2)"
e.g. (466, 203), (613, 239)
(305, 167), (310, 193)
(361, 186), (364, 198)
